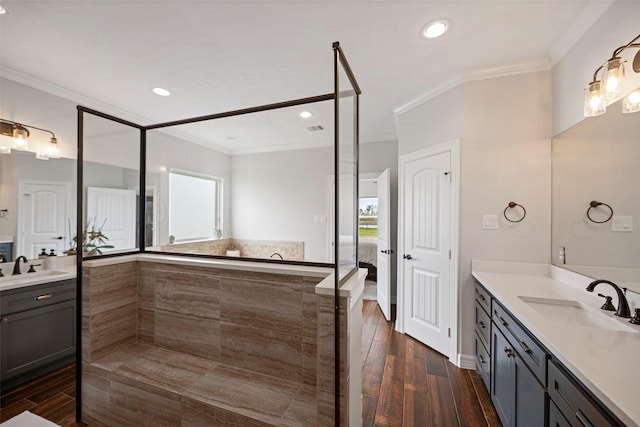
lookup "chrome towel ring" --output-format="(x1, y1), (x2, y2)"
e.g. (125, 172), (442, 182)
(587, 201), (613, 223)
(504, 202), (526, 223)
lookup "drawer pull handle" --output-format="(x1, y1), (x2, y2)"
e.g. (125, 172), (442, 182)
(479, 294), (486, 301)
(34, 294), (53, 301)
(519, 341), (533, 355)
(504, 347), (515, 358)
(499, 316), (508, 327)
(478, 320), (486, 328)
(575, 409), (593, 427)
(479, 355), (486, 364)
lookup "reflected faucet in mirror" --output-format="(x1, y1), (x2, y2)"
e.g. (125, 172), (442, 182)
(586, 279), (631, 318)
(12, 255), (28, 275)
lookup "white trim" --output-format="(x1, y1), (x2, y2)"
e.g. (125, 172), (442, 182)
(457, 354), (477, 370)
(394, 77), (462, 116)
(396, 139), (460, 364)
(393, 59), (550, 117)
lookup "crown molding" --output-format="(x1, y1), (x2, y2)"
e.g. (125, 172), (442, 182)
(393, 76), (462, 116)
(394, 58), (551, 117)
(1, 66), (233, 155)
(547, 0), (615, 67)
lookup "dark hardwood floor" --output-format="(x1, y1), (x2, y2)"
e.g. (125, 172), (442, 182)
(362, 299), (501, 427)
(0, 363), (86, 426)
(1, 300), (500, 426)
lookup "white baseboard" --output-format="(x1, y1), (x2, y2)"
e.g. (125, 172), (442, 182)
(457, 354), (476, 370)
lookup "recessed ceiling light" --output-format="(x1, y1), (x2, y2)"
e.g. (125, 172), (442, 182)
(422, 19), (450, 39)
(152, 87), (170, 97)
(299, 111), (313, 119)
(0, 5), (8, 15)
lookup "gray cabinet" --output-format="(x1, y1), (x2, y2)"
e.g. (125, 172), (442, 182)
(476, 278), (625, 427)
(548, 359), (620, 426)
(491, 300), (547, 427)
(1, 279), (76, 387)
(474, 282), (492, 392)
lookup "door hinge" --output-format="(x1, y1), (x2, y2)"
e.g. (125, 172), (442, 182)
(449, 250), (452, 260)
(448, 328), (451, 337)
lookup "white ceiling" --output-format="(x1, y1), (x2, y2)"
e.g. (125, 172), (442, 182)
(0, 1), (611, 154)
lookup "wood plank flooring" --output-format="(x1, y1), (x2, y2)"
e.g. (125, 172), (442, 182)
(362, 299), (501, 427)
(1, 300), (500, 426)
(0, 363), (86, 426)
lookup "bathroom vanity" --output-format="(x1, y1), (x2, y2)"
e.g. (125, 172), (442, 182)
(0, 262), (77, 388)
(472, 260), (640, 427)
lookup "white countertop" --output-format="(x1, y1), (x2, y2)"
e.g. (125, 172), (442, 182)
(472, 260), (640, 427)
(0, 262), (76, 291)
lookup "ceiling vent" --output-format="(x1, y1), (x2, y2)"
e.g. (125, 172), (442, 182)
(306, 125), (325, 132)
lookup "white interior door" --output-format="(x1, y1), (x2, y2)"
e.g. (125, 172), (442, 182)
(402, 151), (452, 356)
(86, 187), (136, 252)
(18, 181), (71, 259)
(376, 168), (392, 320)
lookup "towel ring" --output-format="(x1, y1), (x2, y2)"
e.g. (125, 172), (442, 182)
(587, 201), (613, 223)
(504, 202), (526, 223)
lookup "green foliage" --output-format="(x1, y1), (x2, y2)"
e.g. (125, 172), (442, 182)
(64, 218), (115, 255)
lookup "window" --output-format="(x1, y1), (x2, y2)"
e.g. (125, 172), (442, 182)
(359, 197), (378, 238)
(169, 170), (222, 243)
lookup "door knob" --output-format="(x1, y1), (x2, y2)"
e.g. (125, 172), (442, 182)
(52, 236), (63, 240)
(380, 249), (393, 254)
(403, 254), (413, 260)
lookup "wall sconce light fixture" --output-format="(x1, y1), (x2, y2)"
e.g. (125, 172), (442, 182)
(584, 34), (640, 117)
(0, 118), (61, 159)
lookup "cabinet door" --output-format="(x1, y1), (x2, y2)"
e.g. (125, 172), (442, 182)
(1, 300), (75, 380)
(514, 353), (546, 427)
(492, 327), (515, 427)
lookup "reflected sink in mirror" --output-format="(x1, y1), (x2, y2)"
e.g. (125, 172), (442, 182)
(0, 270), (69, 288)
(518, 296), (638, 333)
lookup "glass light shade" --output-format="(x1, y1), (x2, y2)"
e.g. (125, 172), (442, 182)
(47, 137), (61, 158)
(12, 126), (29, 151)
(602, 58), (625, 100)
(622, 89), (640, 113)
(584, 81), (606, 117)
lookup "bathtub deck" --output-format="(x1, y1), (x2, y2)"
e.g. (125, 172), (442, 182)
(84, 343), (316, 426)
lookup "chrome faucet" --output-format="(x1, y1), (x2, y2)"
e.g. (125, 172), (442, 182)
(12, 256), (28, 275)
(270, 252), (284, 260)
(586, 279), (631, 318)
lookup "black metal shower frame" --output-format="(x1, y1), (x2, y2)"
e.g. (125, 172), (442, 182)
(75, 42), (361, 426)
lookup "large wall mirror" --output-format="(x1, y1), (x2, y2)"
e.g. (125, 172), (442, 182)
(552, 93), (640, 292)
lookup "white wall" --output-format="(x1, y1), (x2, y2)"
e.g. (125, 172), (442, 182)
(397, 86), (463, 156)
(552, 1), (640, 135)
(396, 70), (552, 358)
(230, 146), (333, 262)
(458, 71), (552, 356)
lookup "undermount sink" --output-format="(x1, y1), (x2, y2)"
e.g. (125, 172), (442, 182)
(0, 269), (69, 288)
(518, 296), (638, 333)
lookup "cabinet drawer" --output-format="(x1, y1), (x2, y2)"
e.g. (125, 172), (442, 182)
(492, 301), (547, 385)
(549, 401), (571, 427)
(1, 279), (76, 315)
(475, 301), (491, 349)
(548, 360), (619, 427)
(474, 332), (490, 392)
(474, 281), (491, 314)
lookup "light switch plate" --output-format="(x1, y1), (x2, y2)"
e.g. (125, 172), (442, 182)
(482, 215), (498, 230)
(314, 215), (327, 223)
(611, 216), (632, 232)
